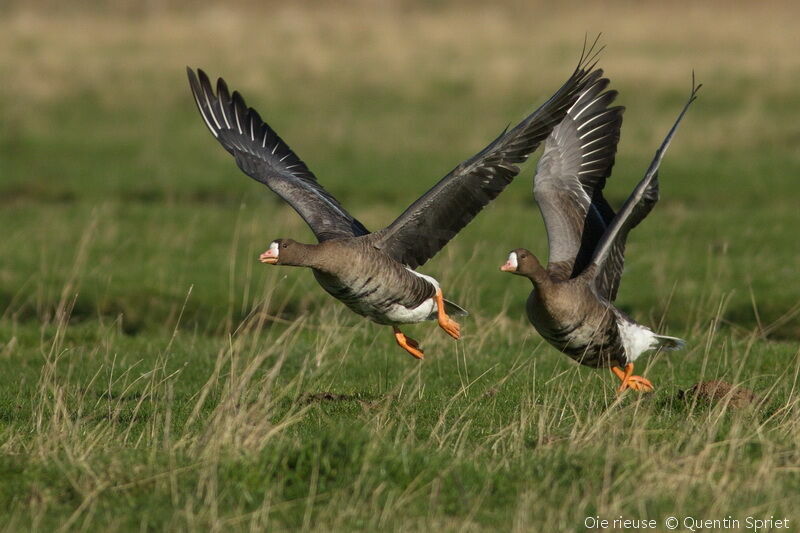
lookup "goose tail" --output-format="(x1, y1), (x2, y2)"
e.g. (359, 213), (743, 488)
(654, 334), (686, 351)
(443, 299), (469, 317)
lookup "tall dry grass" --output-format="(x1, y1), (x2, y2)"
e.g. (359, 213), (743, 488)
(1, 213), (797, 530)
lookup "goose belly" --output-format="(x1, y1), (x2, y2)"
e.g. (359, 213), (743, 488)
(314, 269), (437, 326)
(535, 320), (605, 363)
(383, 297), (437, 324)
(543, 322), (601, 351)
(526, 294), (623, 368)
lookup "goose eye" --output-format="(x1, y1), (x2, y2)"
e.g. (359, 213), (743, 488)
(282, 243), (288, 249)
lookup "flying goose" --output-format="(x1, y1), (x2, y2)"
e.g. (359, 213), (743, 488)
(501, 77), (700, 391)
(187, 49), (600, 359)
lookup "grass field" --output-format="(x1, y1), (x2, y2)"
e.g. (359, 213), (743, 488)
(2, 1), (800, 531)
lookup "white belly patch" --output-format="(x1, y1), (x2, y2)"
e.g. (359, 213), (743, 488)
(381, 269), (440, 324)
(384, 297), (438, 324)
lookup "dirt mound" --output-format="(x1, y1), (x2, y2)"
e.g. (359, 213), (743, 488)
(300, 392), (360, 404)
(680, 380), (759, 408)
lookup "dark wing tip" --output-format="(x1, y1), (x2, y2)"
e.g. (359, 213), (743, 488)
(587, 72), (699, 274)
(187, 66), (226, 140)
(690, 72), (703, 101)
(216, 76), (231, 104)
(576, 33), (605, 74)
(196, 68), (212, 91)
(186, 66), (201, 101)
(684, 71), (702, 108)
(186, 66), (202, 95)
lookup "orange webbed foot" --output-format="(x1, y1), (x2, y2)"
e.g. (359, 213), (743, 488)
(611, 364), (654, 394)
(434, 289), (461, 340)
(440, 317), (461, 340)
(625, 375), (654, 392)
(393, 327), (424, 359)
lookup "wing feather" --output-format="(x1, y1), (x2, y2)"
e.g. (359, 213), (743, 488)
(533, 75), (624, 279)
(369, 48), (604, 269)
(588, 80), (702, 293)
(187, 68), (368, 242)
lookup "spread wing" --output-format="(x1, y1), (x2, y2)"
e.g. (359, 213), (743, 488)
(533, 74), (624, 280)
(187, 68), (368, 242)
(593, 178), (657, 301)
(368, 49), (603, 269)
(588, 79), (701, 294)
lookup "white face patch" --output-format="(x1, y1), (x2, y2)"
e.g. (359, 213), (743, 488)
(269, 241), (280, 257)
(506, 252), (519, 270)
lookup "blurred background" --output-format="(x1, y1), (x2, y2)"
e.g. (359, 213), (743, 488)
(1, 0), (798, 336)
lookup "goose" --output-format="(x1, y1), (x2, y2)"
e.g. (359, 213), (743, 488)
(186, 49), (600, 359)
(500, 77), (700, 391)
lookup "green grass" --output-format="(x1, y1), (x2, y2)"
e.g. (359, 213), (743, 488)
(2, 2), (800, 531)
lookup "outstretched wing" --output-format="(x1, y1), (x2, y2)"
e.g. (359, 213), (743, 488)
(533, 74), (624, 280)
(368, 48), (603, 269)
(593, 177), (657, 301)
(588, 79), (702, 294)
(187, 68), (368, 242)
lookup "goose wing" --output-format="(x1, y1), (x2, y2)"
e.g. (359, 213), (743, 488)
(368, 51), (603, 269)
(188, 68), (368, 242)
(587, 80), (701, 294)
(532, 75), (623, 280)
(593, 177), (657, 301)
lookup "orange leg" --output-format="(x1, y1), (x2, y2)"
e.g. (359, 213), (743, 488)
(434, 289), (461, 340)
(393, 327), (424, 359)
(611, 363), (654, 393)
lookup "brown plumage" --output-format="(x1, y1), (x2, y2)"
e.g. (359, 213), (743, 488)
(501, 77), (701, 391)
(504, 251), (628, 369)
(187, 43), (603, 359)
(269, 239), (447, 324)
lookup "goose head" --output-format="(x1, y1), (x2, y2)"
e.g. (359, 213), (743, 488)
(500, 249), (547, 282)
(259, 238), (307, 266)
